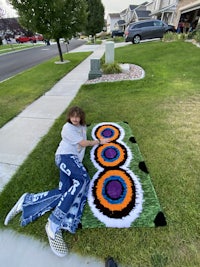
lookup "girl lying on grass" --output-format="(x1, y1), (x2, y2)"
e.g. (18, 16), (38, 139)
(4, 106), (110, 257)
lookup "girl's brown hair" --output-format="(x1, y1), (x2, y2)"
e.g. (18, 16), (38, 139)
(67, 106), (86, 126)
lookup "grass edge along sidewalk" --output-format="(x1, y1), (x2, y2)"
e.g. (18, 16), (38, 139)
(0, 41), (200, 267)
(0, 51), (91, 128)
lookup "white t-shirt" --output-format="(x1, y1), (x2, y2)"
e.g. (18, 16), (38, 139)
(55, 122), (87, 162)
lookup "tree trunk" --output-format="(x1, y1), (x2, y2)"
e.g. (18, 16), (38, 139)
(56, 38), (64, 62)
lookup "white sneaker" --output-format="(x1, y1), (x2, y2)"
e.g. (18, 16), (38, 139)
(4, 193), (28, 226)
(45, 222), (68, 257)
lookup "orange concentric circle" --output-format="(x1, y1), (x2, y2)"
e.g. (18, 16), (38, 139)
(93, 169), (135, 215)
(95, 142), (127, 168)
(95, 124), (120, 142)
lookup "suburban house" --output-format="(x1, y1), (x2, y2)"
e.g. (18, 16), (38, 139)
(106, 13), (121, 34)
(107, 4), (151, 33)
(146, 0), (177, 25)
(147, 0), (200, 28)
(174, 0), (200, 29)
(106, 0), (200, 33)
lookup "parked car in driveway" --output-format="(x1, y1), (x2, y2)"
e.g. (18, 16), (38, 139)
(15, 34), (44, 43)
(15, 36), (31, 43)
(33, 34), (44, 42)
(111, 30), (124, 38)
(125, 19), (175, 44)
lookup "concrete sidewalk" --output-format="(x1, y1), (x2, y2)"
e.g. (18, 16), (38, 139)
(0, 43), (105, 192)
(0, 42), (126, 267)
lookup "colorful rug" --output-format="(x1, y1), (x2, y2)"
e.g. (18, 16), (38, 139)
(82, 122), (166, 228)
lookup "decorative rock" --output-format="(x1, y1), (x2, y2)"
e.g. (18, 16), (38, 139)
(119, 63), (130, 73)
(86, 64), (145, 84)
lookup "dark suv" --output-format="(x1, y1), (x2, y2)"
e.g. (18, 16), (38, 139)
(125, 19), (175, 44)
(111, 30), (124, 38)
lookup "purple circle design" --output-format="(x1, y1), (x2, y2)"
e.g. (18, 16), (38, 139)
(102, 129), (114, 138)
(106, 180), (122, 199)
(104, 147), (117, 159)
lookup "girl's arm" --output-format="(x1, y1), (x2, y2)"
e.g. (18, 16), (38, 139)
(79, 138), (110, 147)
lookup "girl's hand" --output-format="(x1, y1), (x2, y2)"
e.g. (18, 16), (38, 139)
(99, 138), (110, 145)
(79, 138), (110, 147)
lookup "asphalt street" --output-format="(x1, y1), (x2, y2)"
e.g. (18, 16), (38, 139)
(0, 38), (86, 82)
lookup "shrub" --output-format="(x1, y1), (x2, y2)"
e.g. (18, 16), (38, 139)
(106, 36), (124, 43)
(178, 33), (188, 40)
(194, 31), (200, 43)
(101, 61), (122, 74)
(87, 38), (102, 45)
(96, 31), (110, 40)
(162, 32), (178, 42)
(187, 23), (200, 42)
(111, 36), (125, 43)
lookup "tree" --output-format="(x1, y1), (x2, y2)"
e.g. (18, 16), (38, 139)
(10, 0), (88, 62)
(85, 0), (104, 39)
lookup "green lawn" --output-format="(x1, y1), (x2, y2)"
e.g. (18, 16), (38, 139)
(0, 43), (43, 54)
(0, 41), (199, 267)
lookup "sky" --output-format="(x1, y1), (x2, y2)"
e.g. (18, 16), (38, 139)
(0, 0), (17, 17)
(101, 0), (145, 17)
(0, 0), (146, 19)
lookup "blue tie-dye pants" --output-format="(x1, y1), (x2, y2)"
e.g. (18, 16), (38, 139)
(20, 154), (90, 234)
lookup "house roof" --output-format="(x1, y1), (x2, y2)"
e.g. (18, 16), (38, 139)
(140, 1), (149, 5)
(135, 10), (151, 18)
(120, 8), (127, 15)
(109, 13), (120, 18)
(151, 3), (176, 16)
(130, 5), (139, 11)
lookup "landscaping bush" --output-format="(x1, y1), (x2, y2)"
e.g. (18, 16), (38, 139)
(162, 32), (179, 42)
(187, 24), (200, 43)
(101, 61), (122, 74)
(111, 36), (125, 43)
(194, 31), (200, 43)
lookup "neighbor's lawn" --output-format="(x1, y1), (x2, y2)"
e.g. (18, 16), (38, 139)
(0, 41), (199, 267)
(0, 43), (42, 54)
(0, 51), (91, 127)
